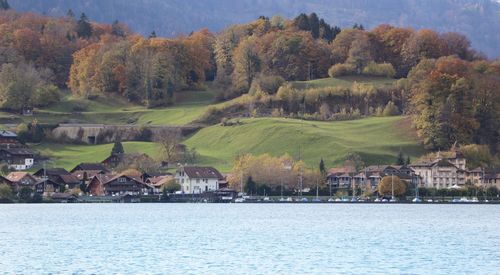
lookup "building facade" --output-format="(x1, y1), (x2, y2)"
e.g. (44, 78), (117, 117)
(175, 166), (223, 194)
(0, 148), (34, 170)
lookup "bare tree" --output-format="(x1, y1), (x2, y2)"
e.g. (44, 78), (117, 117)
(155, 128), (182, 163)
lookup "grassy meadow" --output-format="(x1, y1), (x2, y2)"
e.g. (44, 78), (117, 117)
(31, 141), (162, 170)
(291, 76), (396, 90)
(184, 116), (425, 172)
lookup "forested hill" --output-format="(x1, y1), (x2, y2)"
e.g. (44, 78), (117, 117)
(7, 0), (500, 58)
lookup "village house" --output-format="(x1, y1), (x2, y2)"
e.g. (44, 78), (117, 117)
(34, 168), (80, 189)
(0, 148), (35, 170)
(5, 172), (39, 193)
(467, 167), (484, 185)
(483, 170), (500, 189)
(70, 163), (110, 183)
(101, 153), (123, 169)
(34, 178), (62, 197)
(326, 166), (357, 188)
(87, 173), (153, 196)
(145, 174), (174, 194)
(0, 130), (19, 147)
(175, 166), (223, 194)
(327, 165), (420, 190)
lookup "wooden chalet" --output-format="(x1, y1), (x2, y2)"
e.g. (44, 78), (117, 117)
(87, 173), (153, 196)
(33, 168), (80, 189)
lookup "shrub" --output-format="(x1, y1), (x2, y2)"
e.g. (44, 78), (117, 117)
(362, 62), (396, 78)
(164, 179), (181, 193)
(253, 74), (285, 94)
(382, 101), (400, 116)
(31, 85), (61, 107)
(328, 63), (355, 77)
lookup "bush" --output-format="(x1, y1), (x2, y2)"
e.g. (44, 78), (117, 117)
(31, 85), (61, 107)
(135, 126), (152, 141)
(382, 101), (400, 116)
(362, 62), (396, 78)
(253, 75), (285, 94)
(164, 180), (181, 193)
(328, 63), (355, 77)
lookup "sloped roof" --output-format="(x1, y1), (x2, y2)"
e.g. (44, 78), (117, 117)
(6, 172), (37, 183)
(0, 130), (17, 137)
(182, 166), (223, 179)
(469, 167), (483, 173)
(0, 148), (34, 155)
(433, 159), (457, 168)
(72, 170), (106, 181)
(34, 168), (71, 176)
(71, 163), (109, 173)
(327, 166), (356, 175)
(147, 175), (173, 187)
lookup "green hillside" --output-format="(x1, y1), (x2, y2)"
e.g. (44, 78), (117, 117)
(291, 76), (396, 90)
(31, 141), (162, 170)
(184, 116), (425, 172)
(1, 89), (215, 126)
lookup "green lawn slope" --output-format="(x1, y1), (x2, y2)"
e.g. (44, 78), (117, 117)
(31, 141), (162, 170)
(184, 116), (425, 172)
(3, 88), (216, 126)
(291, 76), (396, 90)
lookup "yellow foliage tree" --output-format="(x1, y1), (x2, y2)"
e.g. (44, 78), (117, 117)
(378, 176), (406, 197)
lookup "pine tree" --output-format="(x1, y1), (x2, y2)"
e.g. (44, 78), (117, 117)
(67, 9), (75, 18)
(111, 20), (125, 37)
(396, 150), (405, 165)
(405, 156), (411, 165)
(293, 13), (310, 31)
(111, 141), (124, 155)
(76, 13), (92, 38)
(0, 0), (10, 10)
(149, 31), (157, 39)
(308, 13), (320, 39)
(319, 158), (326, 176)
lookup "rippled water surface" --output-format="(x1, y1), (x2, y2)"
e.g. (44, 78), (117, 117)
(0, 204), (499, 274)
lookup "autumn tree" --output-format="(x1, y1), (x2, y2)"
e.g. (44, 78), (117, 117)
(378, 175), (406, 197)
(232, 36), (261, 92)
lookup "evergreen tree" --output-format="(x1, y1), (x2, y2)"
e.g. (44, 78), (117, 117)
(76, 13), (92, 38)
(293, 13), (310, 31)
(308, 13), (320, 39)
(245, 176), (257, 195)
(405, 156), (411, 165)
(149, 31), (157, 39)
(111, 20), (125, 37)
(111, 141), (124, 155)
(0, 0), (10, 10)
(396, 150), (405, 165)
(319, 158), (326, 176)
(67, 9), (75, 18)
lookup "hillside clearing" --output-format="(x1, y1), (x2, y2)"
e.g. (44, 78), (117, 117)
(184, 116), (425, 172)
(31, 142), (162, 170)
(291, 76), (396, 90)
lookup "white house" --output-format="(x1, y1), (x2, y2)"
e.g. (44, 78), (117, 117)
(0, 148), (35, 170)
(175, 166), (223, 194)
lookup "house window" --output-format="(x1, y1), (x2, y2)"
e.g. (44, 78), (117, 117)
(118, 177), (126, 183)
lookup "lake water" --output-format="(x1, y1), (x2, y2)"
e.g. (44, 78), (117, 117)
(0, 204), (499, 274)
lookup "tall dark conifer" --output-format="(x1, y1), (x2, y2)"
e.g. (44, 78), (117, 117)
(308, 13), (320, 39)
(0, 0), (10, 10)
(76, 13), (92, 38)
